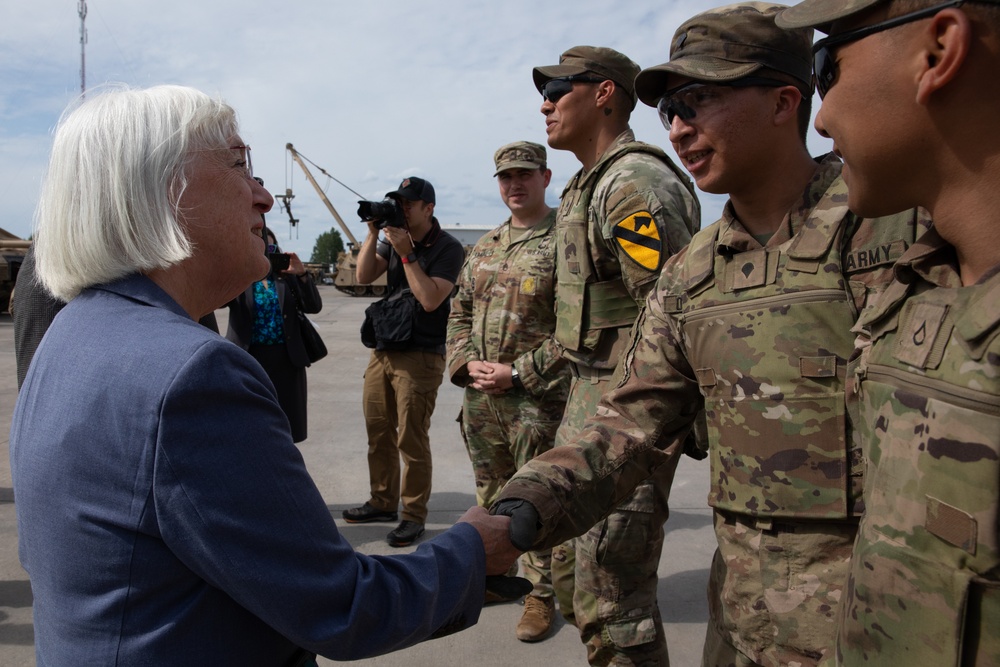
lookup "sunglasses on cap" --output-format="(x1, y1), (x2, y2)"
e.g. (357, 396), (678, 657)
(812, 0), (968, 99)
(540, 75), (608, 103)
(656, 78), (788, 128)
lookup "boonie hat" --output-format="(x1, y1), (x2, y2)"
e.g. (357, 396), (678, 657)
(386, 176), (435, 205)
(532, 46), (641, 108)
(776, 0), (1000, 32)
(634, 2), (813, 107)
(493, 141), (547, 176)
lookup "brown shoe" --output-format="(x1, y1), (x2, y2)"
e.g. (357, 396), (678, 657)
(516, 595), (555, 642)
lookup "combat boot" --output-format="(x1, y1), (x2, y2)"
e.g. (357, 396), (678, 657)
(516, 595), (555, 642)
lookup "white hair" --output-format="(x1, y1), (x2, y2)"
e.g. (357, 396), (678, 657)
(34, 84), (238, 301)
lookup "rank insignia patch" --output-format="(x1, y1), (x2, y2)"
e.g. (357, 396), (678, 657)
(613, 212), (662, 270)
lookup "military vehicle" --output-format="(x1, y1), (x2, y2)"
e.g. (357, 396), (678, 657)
(0, 228), (31, 313)
(285, 144), (387, 297)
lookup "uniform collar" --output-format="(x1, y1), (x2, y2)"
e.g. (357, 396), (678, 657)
(715, 153), (842, 255)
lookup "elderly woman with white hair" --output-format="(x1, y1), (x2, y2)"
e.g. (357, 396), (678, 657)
(10, 84), (520, 665)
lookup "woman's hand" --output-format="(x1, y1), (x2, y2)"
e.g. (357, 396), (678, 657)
(284, 252), (307, 277)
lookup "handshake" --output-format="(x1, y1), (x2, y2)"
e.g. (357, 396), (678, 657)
(456, 500), (540, 599)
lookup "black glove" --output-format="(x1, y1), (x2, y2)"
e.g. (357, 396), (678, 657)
(490, 499), (539, 552)
(428, 575), (534, 639)
(484, 575), (533, 602)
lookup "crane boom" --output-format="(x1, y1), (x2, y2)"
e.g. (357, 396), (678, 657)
(284, 144), (387, 297)
(285, 143), (359, 247)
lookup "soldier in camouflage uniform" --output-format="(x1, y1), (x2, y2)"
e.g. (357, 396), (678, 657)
(495, 5), (930, 666)
(446, 141), (570, 643)
(776, 1), (1000, 664)
(531, 46), (701, 666)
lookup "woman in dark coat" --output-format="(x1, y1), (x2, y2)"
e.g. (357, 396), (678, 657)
(227, 228), (322, 442)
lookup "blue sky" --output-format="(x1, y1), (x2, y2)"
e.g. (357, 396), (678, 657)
(0, 0), (832, 259)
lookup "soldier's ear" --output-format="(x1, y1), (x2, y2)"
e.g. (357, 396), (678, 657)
(594, 80), (616, 109)
(542, 169), (552, 188)
(915, 8), (971, 105)
(772, 86), (802, 131)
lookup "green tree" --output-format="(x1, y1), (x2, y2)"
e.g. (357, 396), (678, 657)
(311, 228), (345, 265)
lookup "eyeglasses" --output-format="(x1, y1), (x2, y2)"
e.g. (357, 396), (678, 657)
(812, 0), (965, 99)
(656, 78), (787, 129)
(229, 144), (253, 179)
(540, 75), (607, 103)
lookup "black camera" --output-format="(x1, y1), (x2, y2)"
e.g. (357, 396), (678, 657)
(357, 198), (407, 230)
(266, 244), (291, 273)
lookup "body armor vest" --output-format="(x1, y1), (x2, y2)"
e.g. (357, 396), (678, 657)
(554, 141), (692, 361)
(667, 204), (859, 520)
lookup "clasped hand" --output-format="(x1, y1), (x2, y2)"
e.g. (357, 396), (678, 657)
(467, 361), (513, 395)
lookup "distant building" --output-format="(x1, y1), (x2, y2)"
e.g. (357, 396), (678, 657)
(441, 225), (492, 248)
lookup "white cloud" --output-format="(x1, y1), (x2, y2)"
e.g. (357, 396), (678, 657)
(0, 0), (830, 258)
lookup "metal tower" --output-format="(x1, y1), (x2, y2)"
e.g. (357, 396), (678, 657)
(79, 0), (88, 97)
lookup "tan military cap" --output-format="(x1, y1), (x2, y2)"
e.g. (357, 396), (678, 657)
(532, 45), (641, 108)
(776, 0), (999, 32)
(634, 2), (813, 107)
(493, 141), (547, 176)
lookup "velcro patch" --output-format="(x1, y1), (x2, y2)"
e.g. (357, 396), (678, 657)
(613, 212), (662, 271)
(926, 496), (977, 555)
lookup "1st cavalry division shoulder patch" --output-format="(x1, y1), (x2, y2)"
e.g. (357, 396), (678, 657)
(613, 212), (662, 270)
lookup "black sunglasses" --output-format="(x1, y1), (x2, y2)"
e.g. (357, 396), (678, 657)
(656, 78), (788, 127)
(540, 75), (607, 103)
(812, 0), (965, 99)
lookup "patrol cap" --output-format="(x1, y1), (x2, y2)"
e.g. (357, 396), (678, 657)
(386, 176), (435, 205)
(776, 0), (1000, 32)
(634, 2), (813, 107)
(493, 141), (547, 176)
(532, 46), (641, 109)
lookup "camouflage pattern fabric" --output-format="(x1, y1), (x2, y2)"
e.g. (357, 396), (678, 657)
(447, 210), (567, 396)
(553, 129), (700, 370)
(553, 374), (680, 665)
(548, 130), (698, 666)
(703, 513), (857, 666)
(447, 210), (569, 596)
(495, 156), (932, 667)
(673, 158), (865, 522)
(634, 2), (814, 107)
(457, 389), (563, 593)
(839, 227), (1000, 666)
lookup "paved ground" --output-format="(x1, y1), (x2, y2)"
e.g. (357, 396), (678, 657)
(0, 286), (716, 666)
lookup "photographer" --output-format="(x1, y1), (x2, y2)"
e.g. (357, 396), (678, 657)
(226, 227), (322, 443)
(345, 177), (465, 548)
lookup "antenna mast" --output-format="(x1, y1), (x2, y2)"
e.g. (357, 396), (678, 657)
(78, 0), (88, 97)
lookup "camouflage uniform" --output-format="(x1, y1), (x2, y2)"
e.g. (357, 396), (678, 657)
(551, 128), (700, 665)
(447, 208), (569, 596)
(496, 157), (931, 666)
(835, 228), (1000, 666)
(769, 2), (1000, 663)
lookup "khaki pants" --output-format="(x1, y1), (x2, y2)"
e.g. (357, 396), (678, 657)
(361, 349), (445, 523)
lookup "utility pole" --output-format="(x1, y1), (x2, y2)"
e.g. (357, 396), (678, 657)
(79, 0), (88, 97)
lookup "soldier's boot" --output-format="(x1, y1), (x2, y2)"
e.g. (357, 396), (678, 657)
(516, 595), (556, 642)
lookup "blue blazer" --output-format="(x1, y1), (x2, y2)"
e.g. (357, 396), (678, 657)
(11, 274), (484, 665)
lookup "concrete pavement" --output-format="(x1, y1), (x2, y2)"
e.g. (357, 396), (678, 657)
(0, 286), (715, 666)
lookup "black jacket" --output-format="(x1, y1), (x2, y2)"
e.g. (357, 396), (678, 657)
(226, 273), (322, 367)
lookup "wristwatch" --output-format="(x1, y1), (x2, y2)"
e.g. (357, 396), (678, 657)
(510, 365), (524, 391)
(400, 252), (418, 265)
